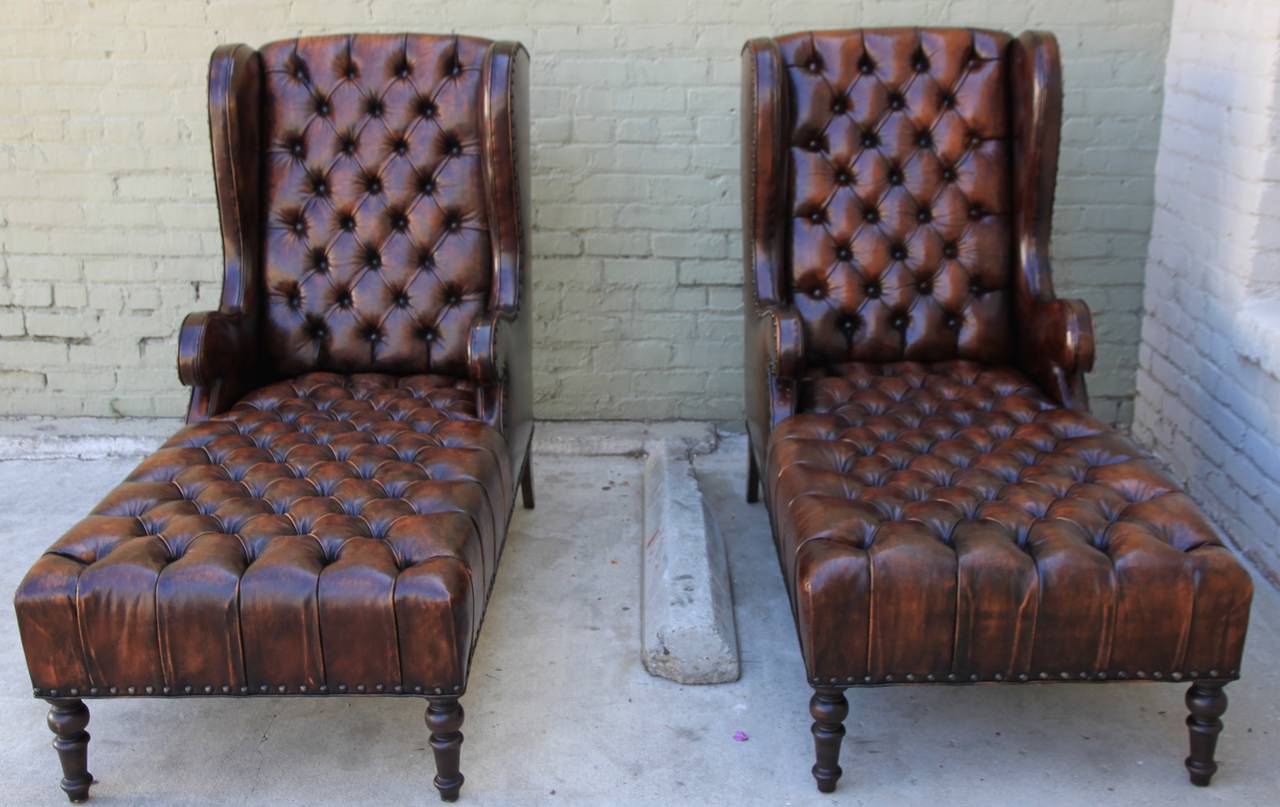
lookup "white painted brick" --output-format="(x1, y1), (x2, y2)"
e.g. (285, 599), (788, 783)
(1132, 0), (1280, 580)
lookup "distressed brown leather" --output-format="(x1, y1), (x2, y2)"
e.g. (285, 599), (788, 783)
(16, 34), (533, 700)
(743, 29), (1252, 687)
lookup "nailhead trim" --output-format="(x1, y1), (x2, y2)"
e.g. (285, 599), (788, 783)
(803, 669), (1242, 686)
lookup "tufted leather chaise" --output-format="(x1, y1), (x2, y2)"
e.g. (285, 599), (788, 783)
(741, 28), (1254, 792)
(14, 33), (531, 803)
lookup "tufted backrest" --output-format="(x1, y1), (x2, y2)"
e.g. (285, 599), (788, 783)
(258, 34), (495, 377)
(778, 28), (1014, 365)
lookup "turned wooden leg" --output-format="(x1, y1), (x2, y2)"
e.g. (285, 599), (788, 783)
(810, 688), (848, 793)
(1186, 682), (1228, 786)
(46, 699), (92, 803)
(520, 455), (535, 510)
(746, 448), (760, 503)
(426, 698), (465, 801)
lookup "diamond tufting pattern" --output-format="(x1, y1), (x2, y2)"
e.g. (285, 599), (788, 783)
(779, 28), (1012, 364)
(769, 361), (1253, 683)
(16, 372), (512, 696)
(260, 34), (493, 376)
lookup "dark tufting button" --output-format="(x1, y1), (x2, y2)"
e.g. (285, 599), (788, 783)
(447, 214), (463, 231)
(314, 97), (330, 116)
(916, 208), (932, 223)
(946, 314), (959, 328)
(444, 288), (462, 305)
(312, 322), (327, 338)
(293, 67), (306, 81)
(344, 65), (357, 80)
(396, 61), (411, 78)
(292, 219), (306, 235)
(838, 316), (858, 335)
(367, 98), (384, 117)
(861, 131), (879, 148)
(831, 97), (847, 114)
(892, 313), (907, 329)
(863, 208), (879, 223)
(807, 137), (822, 152)
(367, 177), (383, 194)
(342, 136), (357, 155)
(395, 291), (410, 307)
(836, 245), (852, 261)
(917, 131), (932, 147)
(366, 328), (382, 342)
(337, 291), (352, 308)
(288, 138), (304, 157)
(969, 133), (982, 147)
(887, 92), (904, 110)
(858, 56), (875, 74)
(312, 177), (328, 196)
(864, 282), (880, 298)
(449, 141), (463, 157)
(393, 138), (408, 156)
(913, 53), (930, 72)
(418, 248), (434, 268)
(891, 244), (907, 260)
(969, 280), (982, 293)
(450, 60), (462, 76)
(418, 97), (437, 118)
(941, 166), (957, 181)
(941, 92), (956, 109)
(366, 251), (382, 269)
(810, 286), (825, 298)
(835, 169), (852, 185)
(888, 168), (903, 185)
(918, 279), (933, 294)
(969, 204), (985, 220)
(288, 291), (301, 309)
(339, 213), (355, 231)
(390, 212), (408, 231)
(312, 249), (330, 271)
(808, 210), (823, 224)
(422, 328), (437, 342)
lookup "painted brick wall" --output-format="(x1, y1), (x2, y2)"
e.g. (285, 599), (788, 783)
(1132, 0), (1280, 583)
(0, 0), (1170, 421)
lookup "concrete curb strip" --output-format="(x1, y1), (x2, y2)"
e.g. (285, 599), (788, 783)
(640, 440), (740, 684)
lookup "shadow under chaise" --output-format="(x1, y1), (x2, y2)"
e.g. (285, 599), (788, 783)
(15, 32), (532, 803)
(741, 27), (1253, 793)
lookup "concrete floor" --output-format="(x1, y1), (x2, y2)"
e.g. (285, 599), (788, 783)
(1, 428), (1278, 805)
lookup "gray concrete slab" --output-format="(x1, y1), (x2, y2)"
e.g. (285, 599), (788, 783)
(0, 426), (1277, 806)
(642, 441), (739, 684)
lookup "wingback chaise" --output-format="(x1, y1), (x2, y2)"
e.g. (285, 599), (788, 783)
(741, 28), (1254, 792)
(15, 33), (531, 803)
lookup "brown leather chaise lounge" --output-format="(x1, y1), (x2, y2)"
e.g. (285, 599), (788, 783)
(741, 27), (1253, 793)
(15, 33), (531, 803)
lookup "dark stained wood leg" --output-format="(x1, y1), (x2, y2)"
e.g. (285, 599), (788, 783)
(520, 455), (535, 510)
(1186, 682), (1228, 786)
(810, 687), (848, 793)
(426, 698), (465, 801)
(46, 699), (92, 803)
(746, 447), (760, 503)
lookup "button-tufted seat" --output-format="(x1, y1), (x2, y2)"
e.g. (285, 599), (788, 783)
(15, 34), (532, 804)
(742, 29), (1253, 793)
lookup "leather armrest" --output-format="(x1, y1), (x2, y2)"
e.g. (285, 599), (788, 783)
(467, 312), (511, 387)
(745, 303), (804, 460)
(177, 310), (256, 417)
(176, 309), (253, 389)
(1018, 295), (1096, 410)
(756, 304), (804, 381)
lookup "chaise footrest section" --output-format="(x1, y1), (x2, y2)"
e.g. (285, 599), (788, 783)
(16, 372), (513, 700)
